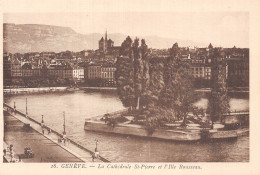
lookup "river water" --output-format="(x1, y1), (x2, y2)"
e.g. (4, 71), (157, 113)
(5, 90), (249, 162)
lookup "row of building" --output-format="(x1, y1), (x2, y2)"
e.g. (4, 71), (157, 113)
(3, 32), (249, 87)
(3, 51), (249, 88)
(3, 56), (117, 86)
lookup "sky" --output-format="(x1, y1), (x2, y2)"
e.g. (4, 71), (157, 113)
(3, 12), (249, 48)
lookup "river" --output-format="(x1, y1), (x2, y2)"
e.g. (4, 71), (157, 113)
(5, 90), (249, 162)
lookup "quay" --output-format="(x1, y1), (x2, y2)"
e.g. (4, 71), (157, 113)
(4, 86), (248, 95)
(80, 87), (116, 90)
(84, 110), (249, 141)
(3, 86), (116, 95)
(3, 103), (110, 163)
(85, 120), (202, 141)
(3, 87), (68, 95)
(194, 87), (249, 93)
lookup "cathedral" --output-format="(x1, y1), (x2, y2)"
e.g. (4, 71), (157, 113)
(99, 31), (114, 52)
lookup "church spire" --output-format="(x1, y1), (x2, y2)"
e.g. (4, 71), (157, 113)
(103, 29), (107, 53)
(105, 29), (107, 42)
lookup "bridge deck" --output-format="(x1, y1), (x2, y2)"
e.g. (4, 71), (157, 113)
(4, 103), (109, 163)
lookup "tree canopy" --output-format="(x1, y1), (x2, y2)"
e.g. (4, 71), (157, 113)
(208, 48), (230, 127)
(116, 37), (149, 110)
(117, 40), (202, 129)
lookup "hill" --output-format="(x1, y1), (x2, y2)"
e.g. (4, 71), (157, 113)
(3, 23), (207, 53)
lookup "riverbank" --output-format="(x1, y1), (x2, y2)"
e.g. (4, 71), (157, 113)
(3, 86), (116, 95)
(3, 87), (68, 95)
(4, 86), (248, 95)
(84, 113), (249, 142)
(80, 86), (117, 90)
(195, 87), (249, 93)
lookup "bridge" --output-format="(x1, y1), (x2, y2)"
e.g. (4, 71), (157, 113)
(3, 103), (110, 163)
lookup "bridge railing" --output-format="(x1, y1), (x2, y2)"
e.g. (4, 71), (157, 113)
(223, 111), (249, 116)
(3, 103), (110, 162)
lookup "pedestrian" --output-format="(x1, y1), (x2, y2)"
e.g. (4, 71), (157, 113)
(3, 148), (6, 156)
(10, 144), (13, 152)
(42, 129), (44, 135)
(48, 128), (50, 134)
(18, 155), (21, 162)
(41, 122), (44, 128)
(92, 153), (95, 162)
(10, 152), (14, 162)
(94, 147), (99, 159)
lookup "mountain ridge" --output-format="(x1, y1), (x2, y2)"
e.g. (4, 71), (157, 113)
(4, 23), (208, 53)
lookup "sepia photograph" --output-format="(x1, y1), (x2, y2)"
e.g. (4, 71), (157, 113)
(2, 0), (260, 174)
(2, 11), (250, 163)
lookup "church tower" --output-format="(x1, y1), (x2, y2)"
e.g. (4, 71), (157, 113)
(98, 30), (114, 52)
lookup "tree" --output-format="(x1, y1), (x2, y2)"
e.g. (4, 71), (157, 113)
(116, 37), (150, 111)
(140, 39), (150, 110)
(143, 57), (167, 133)
(116, 37), (136, 110)
(145, 57), (165, 111)
(162, 43), (198, 126)
(133, 38), (145, 110)
(208, 48), (230, 128)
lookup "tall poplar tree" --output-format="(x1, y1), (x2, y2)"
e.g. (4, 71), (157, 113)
(116, 37), (150, 111)
(140, 39), (150, 110)
(208, 48), (230, 128)
(162, 43), (197, 125)
(144, 57), (166, 131)
(116, 36), (135, 110)
(133, 38), (143, 109)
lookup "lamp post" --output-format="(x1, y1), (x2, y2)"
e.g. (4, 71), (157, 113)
(95, 139), (98, 150)
(63, 112), (66, 136)
(41, 115), (44, 128)
(14, 101), (16, 114)
(26, 98), (28, 117)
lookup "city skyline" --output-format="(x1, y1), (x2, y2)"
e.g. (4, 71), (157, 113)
(4, 12), (249, 48)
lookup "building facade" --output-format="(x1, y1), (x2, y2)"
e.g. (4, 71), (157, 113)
(3, 55), (12, 86)
(101, 65), (116, 86)
(86, 64), (102, 79)
(227, 57), (249, 87)
(47, 67), (73, 80)
(11, 58), (22, 77)
(73, 67), (85, 82)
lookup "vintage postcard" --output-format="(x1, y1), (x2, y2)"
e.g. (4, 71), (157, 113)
(1, 0), (260, 175)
